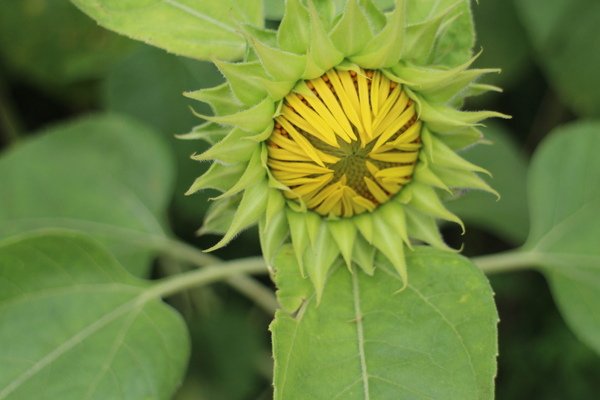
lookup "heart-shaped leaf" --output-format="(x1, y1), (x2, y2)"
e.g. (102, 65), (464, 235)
(271, 246), (498, 399)
(0, 114), (175, 276)
(0, 231), (189, 400)
(524, 121), (600, 354)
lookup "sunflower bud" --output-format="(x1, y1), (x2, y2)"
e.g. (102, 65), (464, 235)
(184, 0), (508, 299)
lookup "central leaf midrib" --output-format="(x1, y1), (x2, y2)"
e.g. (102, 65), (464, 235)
(352, 270), (370, 400)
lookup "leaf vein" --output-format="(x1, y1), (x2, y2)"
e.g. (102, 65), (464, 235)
(407, 285), (478, 388)
(352, 271), (370, 400)
(162, 0), (238, 33)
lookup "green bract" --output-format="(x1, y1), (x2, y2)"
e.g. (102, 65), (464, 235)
(184, 0), (508, 298)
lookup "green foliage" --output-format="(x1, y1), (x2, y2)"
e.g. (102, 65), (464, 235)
(0, 231), (189, 400)
(0, 0), (134, 87)
(272, 246), (498, 399)
(70, 0), (263, 61)
(235, 0), (474, 67)
(102, 46), (222, 224)
(408, 0), (474, 67)
(1, 0), (598, 399)
(265, 0), (395, 20)
(515, 0), (600, 116)
(264, 0), (286, 20)
(0, 114), (174, 276)
(525, 122), (600, 354)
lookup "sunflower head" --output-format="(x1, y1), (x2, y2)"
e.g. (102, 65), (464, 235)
(269, 68), (421, 218)
(182, 0), (507, 299)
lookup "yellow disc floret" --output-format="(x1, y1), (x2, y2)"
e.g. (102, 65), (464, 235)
(267, 68), (422, 217)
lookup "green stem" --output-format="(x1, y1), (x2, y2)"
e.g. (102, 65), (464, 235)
(472, 250), (538, 274)
(146, 257), (268, 300)
(157, 238), (277, 313)
(158, 237), (220, 266)
(0, 219), (277, 311)
(157, 238), (278, 313)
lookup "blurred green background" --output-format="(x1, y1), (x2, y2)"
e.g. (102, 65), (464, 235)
(0, 0), (599, 399)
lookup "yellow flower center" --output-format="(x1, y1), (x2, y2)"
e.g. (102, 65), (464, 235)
(267, 68), (421, 217)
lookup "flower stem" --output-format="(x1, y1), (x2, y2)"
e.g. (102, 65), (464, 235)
(146, 257), (268, 301)
(158, 237), (220, 266)
(472, 249), (538, 274)
(156, 238), (278, 313)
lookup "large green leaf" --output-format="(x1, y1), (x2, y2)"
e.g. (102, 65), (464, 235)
(514, 0), (600, 117)
(448, 124), (530, 244)
(272, 246), (498, 399)
(524, 121), (600, 354)
(70, 0), (263, 61)
(0, 231), (189, 400)
(103, 46), (222, 225)
(0, 114), (175, 276)
(0, 0), (134, 87)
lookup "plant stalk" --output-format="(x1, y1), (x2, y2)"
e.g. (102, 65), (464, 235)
(158, 238), (277, 313)
(146, 257), (268, 300)
(472, 250), (538, 274)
